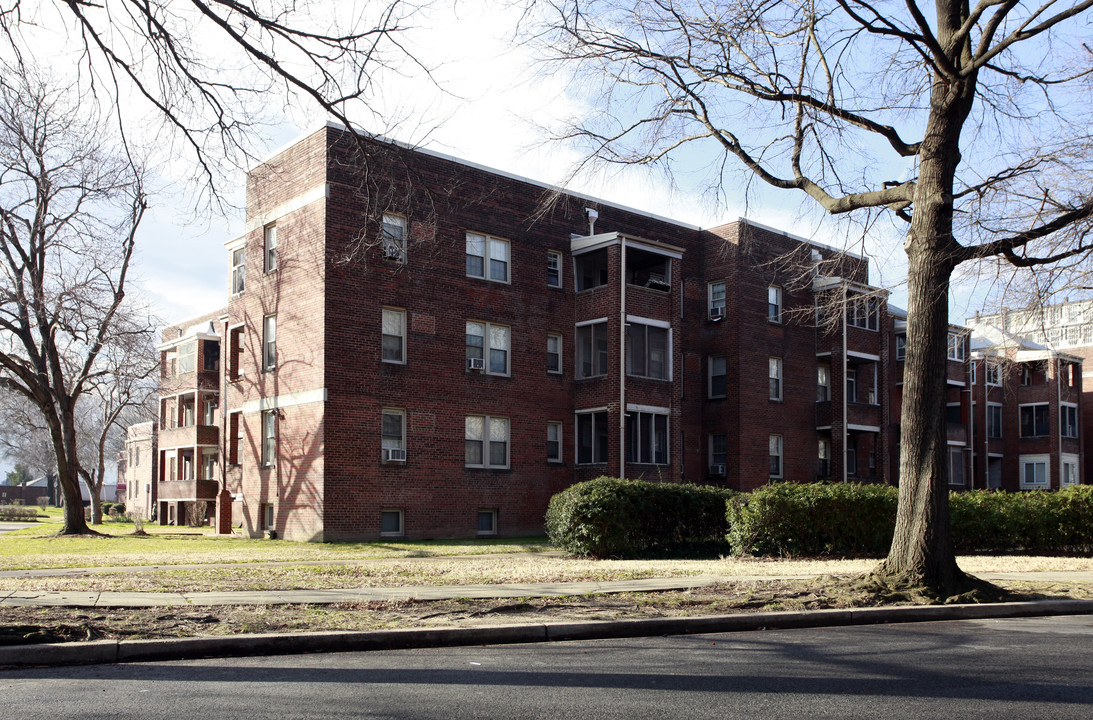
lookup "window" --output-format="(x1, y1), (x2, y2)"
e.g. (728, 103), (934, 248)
(818, 438), (831, 477)
(264, 224), (277, 272)
(380, 509), (404, 537)
(970, 360), (977, 385)
(626, 248), (670, 291)
(261, 410), (277, 467)
(231, 247), (245, 294)
(576, 410), (609, 464)
(263, 503), (275, 531)
(710, 433), (727, 474)
(946, 403), (962, 424)
(769, 357), (782, 401)
(203, 397), (217, 426)
(709, 356), (727, 398)
(769, 434), (783, 478)
(382, 308), (406, 364)
(896, 334), (906, 361)
(709, 281), (726, 319)
(948, 447), (965, 485)
(847, 438), (858, 475)
(1020, 404), (1050, 437)
(846, 295), (879, 330)
(202, 451), (217, 481)
(547, 250), (562, 288)
(768, 286), (782, 323)
(817, 365), (830, 402)
(575, 249), (608, 291)
(178, 342), (196, 374)
(1062, 361), (1078, 388)
(1020, 455), (1049, 488)
(466, 232), (509, 282)
(547, 333), (562, 374)
(846, 368), (857, 402)
(987, 403), (1003, 439)
(547, 421), (562, 462)
(576, 321), (609, 378)
(465, 415), (509, 468)
(382, 213), (406, 263)
(947, 332), (965, 361)
(180, 396), (195, 427)
(1062, 455), (1080, 486)
(203, 340), (220, 371)
(1021, 364), (1033, 386)
(625, 322), (669, 379)
(626, 411), (668, 465)
(262, 315), (276, 371)
(466, 321), (510, 375)
(381, 409), (406, 463)
(228, 411), (241, 465)
(228, 326), (245, 381)
(1062, 404), (1078, 438)
(986, 361), (1001, 386)
(477, 509), (498, 536)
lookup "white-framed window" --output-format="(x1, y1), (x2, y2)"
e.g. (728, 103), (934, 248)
(896, 334), (906, 361)
(769, 434), (783, 478)
(466, 232), (510, 282)
(947, 332), (966, 361)
(846, 295), (879, 331)
(262, 315), (276, 371)
(382, 308), (406, 364)
(228, 325), (245, 381)
(466, 321), (510, 375)
(769, 357), (783, 401)
(1020, 454), (1050, 489)
(576, 410), (609, 464)
(380, 509), (404, 537)
(625, 320), (670, 380)
(846, 368), (857, 402)
(465, 415), (509, 468)
(547, 333), (563, 374)
(547, 421), (563, 463)
(768, 286), (782, 323)
(1020, 403), (1049, 437)
(817, 365), (830, 402)
(709, 356), (727, 398)
(576, 320), (609, 378)
(261, 410), (277, 467)
(987, 403), (1003, 439)
(382, 213), (407, 263)
(626, 410), (668, 465)
(178, 342), (197, 374)
(547, 250), (562, 288)
(1062, 403), (1079, 438)
(709, 281), (726, 319)
(227, 411), (242, 465)
(986, 360), (1002, 386)
(1062, 454), (1080, 486)
(263, 503), (275, 531)
(202, 450), (218, 481)
(818, 438), (831, 477)
(264, 224), (277, 273)
(948, 447), (965, 485)
(231, 247), (245, 295)
(709, 433), (727, 474)
(381, 408), (406, 463)
(477, 509), (498, 536)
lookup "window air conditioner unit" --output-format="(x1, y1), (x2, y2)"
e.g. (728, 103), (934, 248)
(383, 448), (406, 462)
(382, 242), (403, 260)
(709, 306), (725, 321)
(467, 357), (486, 371)
(709, 464), (726, 476)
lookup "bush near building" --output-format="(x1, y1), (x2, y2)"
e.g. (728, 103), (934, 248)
(545, 477), (735, 557)
(549, 480), (1093, 558)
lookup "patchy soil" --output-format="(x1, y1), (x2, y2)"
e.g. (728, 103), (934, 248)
(3, 576), (1090, 647)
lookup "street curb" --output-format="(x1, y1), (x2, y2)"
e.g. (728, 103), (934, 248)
(2, 598), (1092, 669)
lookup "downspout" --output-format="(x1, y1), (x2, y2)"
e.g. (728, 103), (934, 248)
(620, 238), (627, 479)
(842, 284), (848, 483)
(1057, 357), (1063, 487)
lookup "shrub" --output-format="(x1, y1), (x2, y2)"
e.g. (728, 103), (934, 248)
(951, 487), (1093, 553)
(0, 505), (38, 521)
(727, 482), (898, 557)
(545, 477), (735, 557)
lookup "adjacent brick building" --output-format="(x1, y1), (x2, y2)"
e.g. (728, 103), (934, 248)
(128, 123), (1078, 541)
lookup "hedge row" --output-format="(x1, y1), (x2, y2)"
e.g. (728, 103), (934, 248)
(547, 478), (1093, 558)
(545, 476), (736, 557)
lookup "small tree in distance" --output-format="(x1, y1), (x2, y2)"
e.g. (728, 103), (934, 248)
(537, 0), (1093, 596)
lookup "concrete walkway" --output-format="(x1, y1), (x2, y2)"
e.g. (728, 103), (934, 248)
(2, 570), (1092, 608)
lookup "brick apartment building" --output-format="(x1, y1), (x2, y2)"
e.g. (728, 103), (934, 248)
(130, 123), (913, 541)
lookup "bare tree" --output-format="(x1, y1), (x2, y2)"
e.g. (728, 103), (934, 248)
(0, 62), (150, 535)
(535, 0), (1093, 595)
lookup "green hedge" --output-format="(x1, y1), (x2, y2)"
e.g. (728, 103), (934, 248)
(545, 477), (735, 557)
(727, 482), (898, 557)
(950, 486), (1093, 553)
(0, 505), (38, 521)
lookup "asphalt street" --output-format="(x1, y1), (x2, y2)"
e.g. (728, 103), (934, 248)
(2, 615), (1091, 719)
